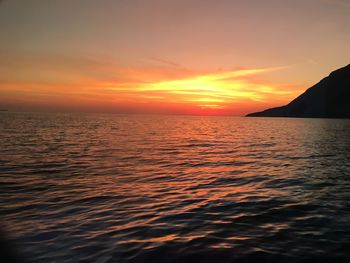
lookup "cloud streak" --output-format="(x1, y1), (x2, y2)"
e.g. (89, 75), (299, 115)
(0, 50), (302, 115)
(105, 66), (301, 111)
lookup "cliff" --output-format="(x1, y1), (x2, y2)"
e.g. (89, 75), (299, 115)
(246, 64), (350, 118)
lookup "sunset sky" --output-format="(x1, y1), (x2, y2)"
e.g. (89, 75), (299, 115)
(0, 0), (349, 115)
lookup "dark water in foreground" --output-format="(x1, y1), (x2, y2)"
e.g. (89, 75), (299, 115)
(1, 112), (350, 262)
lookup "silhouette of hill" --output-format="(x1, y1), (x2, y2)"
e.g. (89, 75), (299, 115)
(246, 64), (350, 118)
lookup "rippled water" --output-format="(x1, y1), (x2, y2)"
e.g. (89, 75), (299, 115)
(1, 112), (350, 262)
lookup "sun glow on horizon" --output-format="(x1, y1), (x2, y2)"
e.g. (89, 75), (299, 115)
(0, 0), (348, 115)
(105, 67), (298, 111)
(0, 51), (304, 115)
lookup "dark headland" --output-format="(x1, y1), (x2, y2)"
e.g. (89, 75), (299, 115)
(246, 64), (350, 118)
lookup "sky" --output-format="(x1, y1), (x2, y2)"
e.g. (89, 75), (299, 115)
(0, 0), (349, 115)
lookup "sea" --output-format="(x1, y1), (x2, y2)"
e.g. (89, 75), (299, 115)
(1, 112), (350, 262)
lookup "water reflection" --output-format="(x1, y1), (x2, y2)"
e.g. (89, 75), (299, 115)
(0, 113), (350, 262)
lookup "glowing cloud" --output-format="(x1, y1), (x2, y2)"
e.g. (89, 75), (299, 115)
(105, 67), (299, 111)
(0, 51), (303, 115)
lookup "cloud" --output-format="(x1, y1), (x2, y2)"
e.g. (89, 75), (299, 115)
(0, 49), (301, 114)
(105, 66), (300, 109)
(148, 57), (183, 68)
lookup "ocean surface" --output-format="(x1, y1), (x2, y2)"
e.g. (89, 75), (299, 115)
(1, 112), (350, 263)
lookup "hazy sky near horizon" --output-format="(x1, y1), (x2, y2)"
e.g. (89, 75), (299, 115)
(0, 0), (349, 115)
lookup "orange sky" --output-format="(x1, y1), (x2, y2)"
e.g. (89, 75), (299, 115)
(0, 0), (349, 115)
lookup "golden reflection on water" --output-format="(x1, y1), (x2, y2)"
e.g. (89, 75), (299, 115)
(1, 113), (350, 261)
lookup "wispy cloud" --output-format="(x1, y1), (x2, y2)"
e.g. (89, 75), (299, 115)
(0, 50), (301, 114)
(105, 66), (300, 109)
(148, 57), (183, 68)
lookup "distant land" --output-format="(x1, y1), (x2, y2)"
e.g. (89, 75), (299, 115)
(246, 64), (350, 118)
